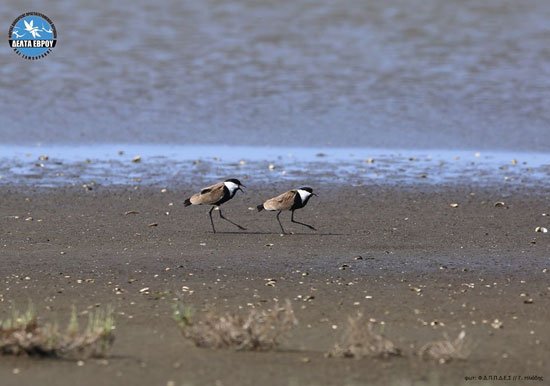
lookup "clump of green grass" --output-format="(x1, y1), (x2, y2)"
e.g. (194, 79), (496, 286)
(0, 304), (115, 359)
(418, 331), (471, 363)
(173, 300), (297, 351)
(328, 313), (401, 359)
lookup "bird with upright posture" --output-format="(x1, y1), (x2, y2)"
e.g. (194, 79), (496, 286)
(184, 178), (246, 233)
(257, 187), (317, 234)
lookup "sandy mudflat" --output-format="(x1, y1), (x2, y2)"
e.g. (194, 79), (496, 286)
(0, 183), (549, 386)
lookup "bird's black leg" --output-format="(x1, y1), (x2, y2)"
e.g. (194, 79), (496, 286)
(276, 211), (286, 234)
(218, 208), (247, 230)
(209, 206), (216, 233)
(291, 210), (316, 231)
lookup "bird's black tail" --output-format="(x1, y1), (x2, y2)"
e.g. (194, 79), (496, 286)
(184, 198), (192, 207)
(256, 204), (264, 212)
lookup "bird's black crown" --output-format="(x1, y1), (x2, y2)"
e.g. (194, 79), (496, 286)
(299, 187), (313, 193)
(225, 178), (243, 185)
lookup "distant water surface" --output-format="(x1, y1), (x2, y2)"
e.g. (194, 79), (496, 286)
(0, 0), (549, 150)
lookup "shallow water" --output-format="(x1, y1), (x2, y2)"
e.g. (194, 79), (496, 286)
(0, 144), (548, 189)
(1, 0), (549, 150)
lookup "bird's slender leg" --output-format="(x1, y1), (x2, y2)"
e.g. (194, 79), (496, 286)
(276, 211), (286, 234)
(209, 206), (216, 233)
(291, 210), (316, 231)
(218, 208), (247, 230)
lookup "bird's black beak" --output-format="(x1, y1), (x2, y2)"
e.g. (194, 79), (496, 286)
(312, 193), (318, 197)
(238, 184), (246, 193)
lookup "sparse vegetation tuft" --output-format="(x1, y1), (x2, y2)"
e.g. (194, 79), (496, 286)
(418, 331), (471, 363)
(328, 313), (401, 359)
(0, 304), (115, 359)
(173, 300), (297, 351)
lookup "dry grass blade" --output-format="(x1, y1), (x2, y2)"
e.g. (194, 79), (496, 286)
(418, 331), (471, 363)
(173, 300), (297, 351)
(0, 304), (115, 359)
(329, 314), (401, 359)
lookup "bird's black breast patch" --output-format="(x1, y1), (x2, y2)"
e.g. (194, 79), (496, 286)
(214, 185), (231, 206)
(290, 192), (302, 210)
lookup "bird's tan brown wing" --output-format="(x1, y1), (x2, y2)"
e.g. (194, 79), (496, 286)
(263, 190), (297, 211)
(189, 182), (225, 205)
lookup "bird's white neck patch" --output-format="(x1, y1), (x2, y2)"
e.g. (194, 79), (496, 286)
(297, 189), (312, 202)
(224, 181), (239, 194)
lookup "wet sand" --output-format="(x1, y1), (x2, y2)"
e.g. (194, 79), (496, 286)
(1, 183), (549, 385)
